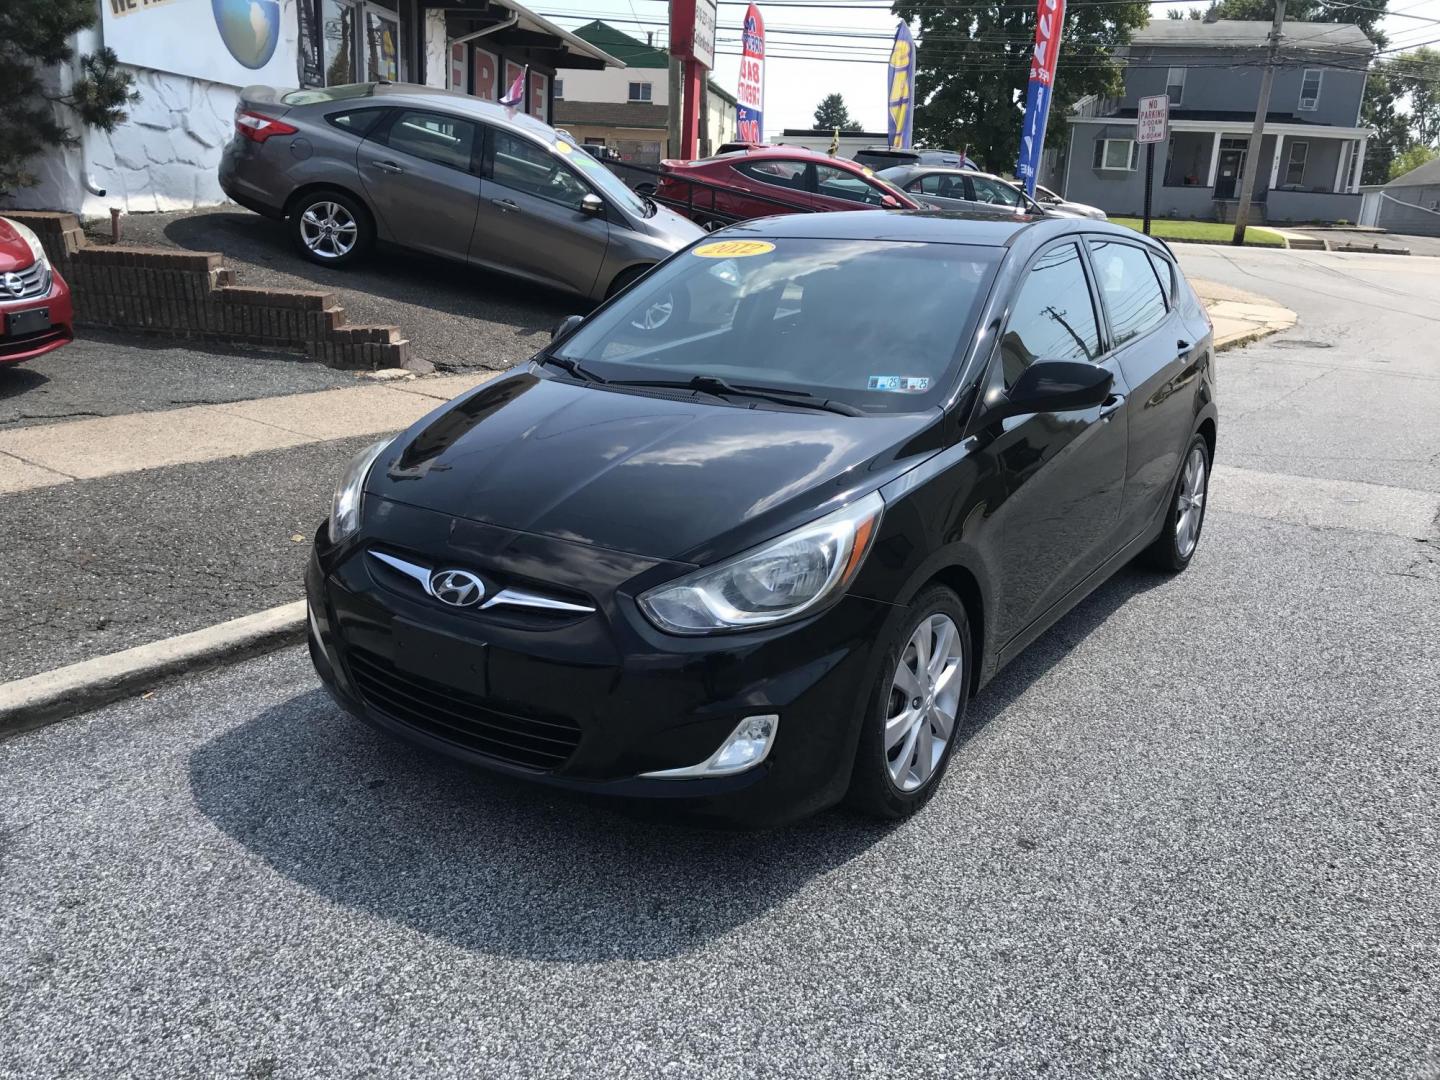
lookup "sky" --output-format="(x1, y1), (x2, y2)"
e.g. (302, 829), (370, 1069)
(540, 0), (1440, 135)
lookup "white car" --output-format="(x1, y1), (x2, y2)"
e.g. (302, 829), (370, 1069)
(1031, 183), (1108, 220)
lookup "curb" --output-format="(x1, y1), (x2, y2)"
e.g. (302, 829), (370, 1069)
(0, 601), (305, 740)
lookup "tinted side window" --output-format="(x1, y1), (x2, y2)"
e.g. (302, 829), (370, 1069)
(914, 173), (966, 199)
(1147, 251), (1175, 305)
(969, 176), (1022, 207)
(1090, 240), (1169, 345)
(490, 130), (589, 209)
(734, 160), (809, 191)
(382, 110), (478, 173)
(814, 164), (883, 205)
(327, 109), (387, 136)
(999, 243), (1101, 389)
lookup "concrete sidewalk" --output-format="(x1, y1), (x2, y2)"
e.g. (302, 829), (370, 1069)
(0, 371), (495, 496)
(1191, 277), (1299, 349)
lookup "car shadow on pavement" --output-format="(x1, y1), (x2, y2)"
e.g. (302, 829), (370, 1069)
(187, 564), (1169, 963)
(0, 366), (48, 402)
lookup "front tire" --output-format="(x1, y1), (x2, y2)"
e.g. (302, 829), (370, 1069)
(1142, 433), (1211, 572)
(290, 189), (372, 267)
(846, 586), (971, 820)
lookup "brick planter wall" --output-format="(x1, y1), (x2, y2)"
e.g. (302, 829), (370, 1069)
(6, 211), (420, 372)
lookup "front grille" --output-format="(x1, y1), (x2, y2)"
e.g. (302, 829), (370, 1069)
(0, 262), (50, 300)
(346, 647), (581, 771)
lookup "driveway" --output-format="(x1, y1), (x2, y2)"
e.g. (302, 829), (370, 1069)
(86, 208), (577, 371)
(1284, 226), (1440, 257)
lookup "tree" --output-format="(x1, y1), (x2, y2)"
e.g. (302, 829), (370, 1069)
(1392, 47), (1440, 147)
(0, 0), (138, 197)
(893, 0), (1151, 172)
(1389, 143), (1438, 181)
(814, 93), (863, 131)
(1209, 0), (1386, 44)
(1363, 64), (1413, 185)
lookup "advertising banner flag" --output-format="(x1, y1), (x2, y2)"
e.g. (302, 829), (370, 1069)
(1015, 0), (1066, 194)
(736, 4), (766, 143)
(886, 23), (916, 150)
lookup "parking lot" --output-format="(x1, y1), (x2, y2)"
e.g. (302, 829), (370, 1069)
(1, 244), (1437, 1078)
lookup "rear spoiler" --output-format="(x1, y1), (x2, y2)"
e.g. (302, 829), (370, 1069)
(238, 85), (295, 116)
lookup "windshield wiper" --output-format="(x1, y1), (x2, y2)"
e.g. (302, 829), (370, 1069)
(606, 374), (864, 416)
(538, 353), (607, 383)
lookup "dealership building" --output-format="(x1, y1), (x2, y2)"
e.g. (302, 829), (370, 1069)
(8, 0), (620, 218)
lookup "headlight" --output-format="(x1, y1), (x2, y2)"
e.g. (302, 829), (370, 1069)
(328, 439), (391, 545)
(638, 492), (884, 634)
(8, 220), (50, 272)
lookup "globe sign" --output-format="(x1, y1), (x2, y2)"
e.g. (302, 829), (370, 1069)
(211, 0), (281, 69)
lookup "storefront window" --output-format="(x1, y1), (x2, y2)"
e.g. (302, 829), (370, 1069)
(322, 0), (358, 85)
(366, 6), (400, 82)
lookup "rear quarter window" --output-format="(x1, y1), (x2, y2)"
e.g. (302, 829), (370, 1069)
(326, 109), (388, 136)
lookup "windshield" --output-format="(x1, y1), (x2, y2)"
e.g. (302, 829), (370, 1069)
(561, 137), (650, 217)
(554, 237), (1001, 414)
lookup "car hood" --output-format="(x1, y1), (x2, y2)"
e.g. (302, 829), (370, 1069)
(0, 217), (38, 273)
(637, 202), (705, 248)
(369, 371), (942, 563)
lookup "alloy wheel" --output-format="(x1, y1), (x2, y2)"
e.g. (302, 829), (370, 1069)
(299, 202), (358, 259)
(1176, 443), (1208, 558)
(885, 613), (964, 792)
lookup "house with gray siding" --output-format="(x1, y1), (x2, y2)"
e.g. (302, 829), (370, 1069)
(1063, 19), (1375, 224)
(1358, 155), (1440, 236)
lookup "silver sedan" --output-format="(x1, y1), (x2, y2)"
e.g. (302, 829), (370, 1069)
(220, 83), (704, 301)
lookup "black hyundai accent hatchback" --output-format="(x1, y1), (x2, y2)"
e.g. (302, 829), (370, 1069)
(307, 211), (1216, 826)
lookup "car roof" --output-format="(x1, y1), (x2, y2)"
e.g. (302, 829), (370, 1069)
(713, 209), (1044, 246)
(712, 209), (1169, 253)
(291, 82), (562, 142)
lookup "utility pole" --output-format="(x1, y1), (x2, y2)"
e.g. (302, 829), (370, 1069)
(1231, 0), (1285, 245)
(667, 56), (683, 158)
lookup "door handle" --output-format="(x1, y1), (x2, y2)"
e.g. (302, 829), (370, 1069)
(373, 160), (403, 174)
(1099, 394), (1125, 420)
(491, 198), (520, 212)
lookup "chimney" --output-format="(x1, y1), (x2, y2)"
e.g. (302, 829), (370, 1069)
(647, 31), (654, 46)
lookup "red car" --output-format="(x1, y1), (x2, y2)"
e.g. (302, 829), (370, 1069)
(655, 147), (921, 229)
(0, 216), (74, 366)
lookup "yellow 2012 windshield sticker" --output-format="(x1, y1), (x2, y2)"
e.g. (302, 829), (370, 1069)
(693, 240), (776, 258)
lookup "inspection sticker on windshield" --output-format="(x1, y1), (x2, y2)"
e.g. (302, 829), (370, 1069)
(553, 139), (573, 154)
(867, 376), (930, 393)
(693, 240), (775, 258)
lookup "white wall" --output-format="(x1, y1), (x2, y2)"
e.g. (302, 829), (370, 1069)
(4, 6), (300, 218)
(561, 66), (669, 107)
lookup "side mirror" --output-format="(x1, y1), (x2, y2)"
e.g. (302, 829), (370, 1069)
(580, 193), (604, 216)
(985, 360), (1113, 422)
(880, 194), (902, 209)
(551, 314), (584, 342)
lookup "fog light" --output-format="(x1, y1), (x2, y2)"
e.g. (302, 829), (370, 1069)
(640, 715), (779, 779)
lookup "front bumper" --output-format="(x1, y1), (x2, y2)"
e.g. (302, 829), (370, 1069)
(0, 268), (74, 365)
(305, 503), (897, 826)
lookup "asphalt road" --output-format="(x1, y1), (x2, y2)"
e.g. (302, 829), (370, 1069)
(2, 247), (1438, 1078)
(90, 209), (576, 371)
(0, 330), (354, 430)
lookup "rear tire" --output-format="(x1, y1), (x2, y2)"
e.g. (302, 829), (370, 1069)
(289, 189), (372, 268)
(846, 586), (971, 820)
(1141, 433), (1211, 573)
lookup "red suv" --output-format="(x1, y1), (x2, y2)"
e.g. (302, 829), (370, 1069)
(0, 216), (73, 366)
(655, 147), (921, 230)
